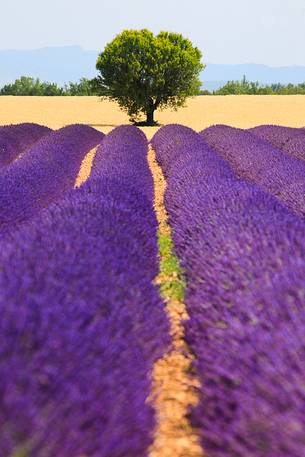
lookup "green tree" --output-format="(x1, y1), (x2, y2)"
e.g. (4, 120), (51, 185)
(212, 77), (305, 96)
(64, 78), (96, 95)
(94, 29), (204, 125)
(0, 76), (64, 96)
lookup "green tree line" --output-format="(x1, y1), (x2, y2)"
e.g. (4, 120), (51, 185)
(2, 74), (305, 97)
(0, 76), (96, 96)
(200, 75), (305, 95)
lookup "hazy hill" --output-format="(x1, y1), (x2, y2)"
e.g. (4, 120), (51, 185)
(0, 46), (305, 90)
(202, 64), (305, 91)
(0, 46), (98, 86)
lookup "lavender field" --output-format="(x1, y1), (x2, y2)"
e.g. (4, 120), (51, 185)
(0, 122), (305, 456)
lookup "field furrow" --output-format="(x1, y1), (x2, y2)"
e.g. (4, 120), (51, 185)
(147, 145), (203, 457)
(75, 147), (98, 188)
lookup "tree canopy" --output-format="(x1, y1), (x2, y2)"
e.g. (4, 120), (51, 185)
(94, 29), (204, 125)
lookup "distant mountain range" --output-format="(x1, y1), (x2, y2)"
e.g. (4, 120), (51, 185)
(1, 46), (305, 90)
(202, 64), (305, 91)
(0, 46), (98, 86)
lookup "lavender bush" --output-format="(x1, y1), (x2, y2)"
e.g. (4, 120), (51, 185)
(282, 134), (305, 162)
(152, 124), (305, 457)
(249, 125), (305, 161)
(0, 126), (169, 456)
(0, 124), (104, 234)
(201, 125), (305, 216)
(91, 124), (154, 200)
(0, 123), (52, 168)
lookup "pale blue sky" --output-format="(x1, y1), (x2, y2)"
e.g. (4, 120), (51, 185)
(1, 0), (304, 65)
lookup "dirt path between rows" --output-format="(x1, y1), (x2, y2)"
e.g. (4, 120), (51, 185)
(147, 145), (204, 457)
(75, 147), (97, 187)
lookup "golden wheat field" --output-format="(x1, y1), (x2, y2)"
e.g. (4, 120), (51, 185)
(1, 95), (305, 137)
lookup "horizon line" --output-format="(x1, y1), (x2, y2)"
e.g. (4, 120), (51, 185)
(0, 46), (304, 68)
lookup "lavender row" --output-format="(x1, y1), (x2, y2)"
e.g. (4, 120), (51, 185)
(249, 124), (305, 161)
(200, 124), (305, 216)
(0, 123), (52, 168)
(92, 124), (154, 200)
(152, 124), (305, 457)
(0, 124), (104, 235)
(0, 125), (169, 457)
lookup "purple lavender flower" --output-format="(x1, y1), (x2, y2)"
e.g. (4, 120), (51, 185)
(0, 123), (52, 167)
(91, 125), (153, 199)
(0, 124), (104, 234)
(152, 124), (305, 457)
(0, 125), (169, 457)
(201, 125), (305, 216)
(249, 125), (305, 161)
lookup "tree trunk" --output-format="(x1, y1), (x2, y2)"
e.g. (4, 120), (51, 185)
(146, 106), (155, 126)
